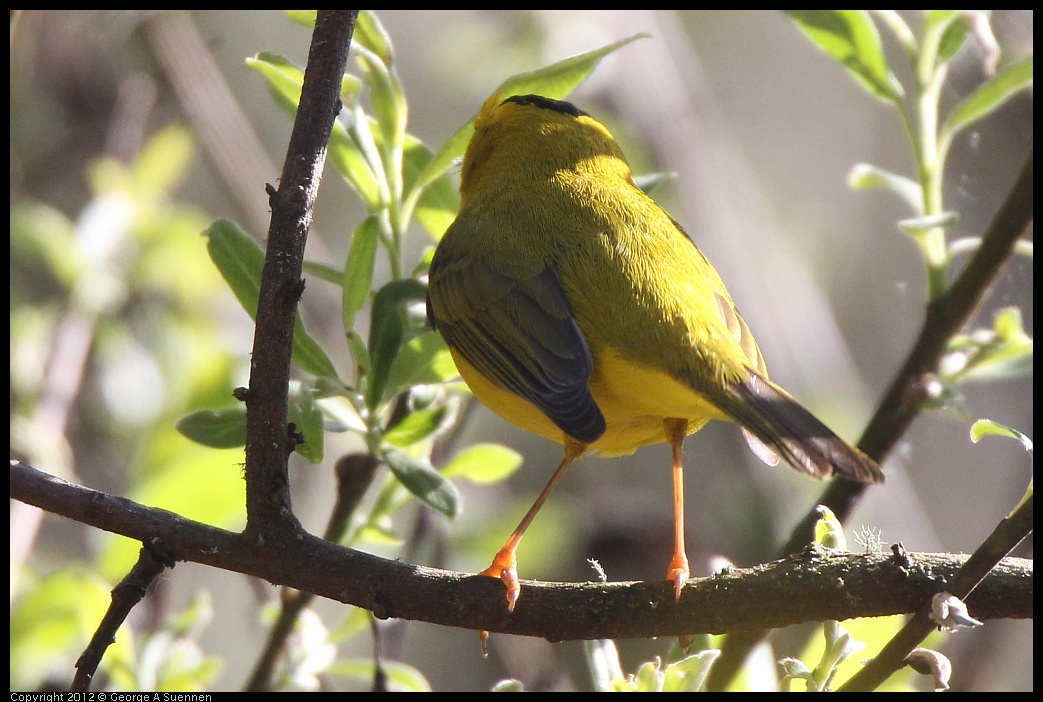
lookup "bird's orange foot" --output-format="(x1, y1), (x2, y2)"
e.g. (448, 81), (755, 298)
(479, 547), (521, 612)
(666, 555), (690, 602)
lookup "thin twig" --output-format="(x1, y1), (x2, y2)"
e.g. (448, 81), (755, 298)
(71, 543), (174, 691)
(840, 494), (1033, 691)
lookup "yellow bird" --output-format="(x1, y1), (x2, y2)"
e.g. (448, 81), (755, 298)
(426, 93), (884, 612)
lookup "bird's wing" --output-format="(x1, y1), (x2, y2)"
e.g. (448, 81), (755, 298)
(709, 290), (784, 467)
(427, 255), (606, 444)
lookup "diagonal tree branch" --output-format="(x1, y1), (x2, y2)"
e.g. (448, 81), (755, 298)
(708, 151), (1033, 691)
(840, 493), (1033, 691)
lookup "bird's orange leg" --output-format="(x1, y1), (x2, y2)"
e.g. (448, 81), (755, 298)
(480, 439), (586, 612)
(664, 419), (690, 601)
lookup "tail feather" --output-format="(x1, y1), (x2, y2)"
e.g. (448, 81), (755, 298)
(727, 372), (884, 485)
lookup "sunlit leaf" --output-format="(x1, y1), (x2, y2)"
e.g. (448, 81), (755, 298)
(847, 163), (923, 214)
(342, 215), (381, 332)
(441, 443), (523, 484)
(328, 658), (433, 692)
(383, 331), (457, 401)
(784, 10), (903, 103)
(203, 219), (339, 379)
(329, 122), (383, 209)
(245, 52), (306, 115)
(970, 419), (1033, 455)
(384, 406), (449, 447)
(942, 57), (1033, 143)
(353, 10), (393, 66)
(283, 10), (316, 28)
(662, 650), (721, 692)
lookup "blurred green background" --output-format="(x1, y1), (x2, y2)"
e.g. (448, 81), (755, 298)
(10, 10), (1032, 691)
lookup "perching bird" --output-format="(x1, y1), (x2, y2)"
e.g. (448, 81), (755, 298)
(426, 93), (884, 611)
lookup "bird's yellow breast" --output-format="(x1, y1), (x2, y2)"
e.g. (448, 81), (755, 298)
(452, 344), (728, 456)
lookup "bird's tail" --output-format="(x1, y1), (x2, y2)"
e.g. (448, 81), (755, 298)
(726, 371), (885, 485)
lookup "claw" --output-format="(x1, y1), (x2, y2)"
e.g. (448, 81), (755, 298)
(479, 547), (521, 612)
(667, 556), (690, 602)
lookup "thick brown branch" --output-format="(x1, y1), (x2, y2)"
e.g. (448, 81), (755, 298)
(11, 461), (1031, 641)
(243, 11), (357, 537)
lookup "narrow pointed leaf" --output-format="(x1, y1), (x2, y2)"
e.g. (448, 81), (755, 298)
(366, 277), (429, 409)
(342, 215), (381, 331)
(942, 57), (1033, 141)
(204, 219), (338, 379)
(784, 10), (903, 103)
(384, 449), (460, 518)
(246, 52), (305, 115)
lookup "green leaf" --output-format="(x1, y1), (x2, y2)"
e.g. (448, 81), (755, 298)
(10, 201), (80, 288)
(944, 307), (1033, 383)
(175, 407), (247, 448)
(329, 122), (383, 210)
(342, 215), (381, 332)
(633, 171), (676, 195)
(384, 448), (460, 518)
(847, 163), (923, 214)
(402, 136), (459, 240)
(204, 219), (265, 317)
(813, 505), (847, 550)
(662, 650), (721, 693)
(302, 260), (344, 286)
(897, 212), (959, 238)
(328, 658), (433, 692)
(941, 57), (1033, 143)
(203, 219), (339, 379)
(383, 331), (457, 401)
(346, 330), (371, 382)
(586, 638), (626, 692)
(784, 10), (903, 103)
(356, 49), (407, 156)
(384, 406), (449, 447)
(635, 660), (666, 692)
(289, 385), (325, 463)
(353, 10), (394, 66)
(245, 52), (306, 115)
(250, 53), (379, 208)
(409, 34), (648, 206)
(494, 33), (649, 103)
(441, 443), (523, 485)
(931, 10), (971, 63)
(970, 419), (1033, 455)
(366, 277), (429, 409)
(283, 10), (316, 28)
(247, 51), (360, 117)
(10, 568), (121, 691)
(131, 124), (196, 196)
